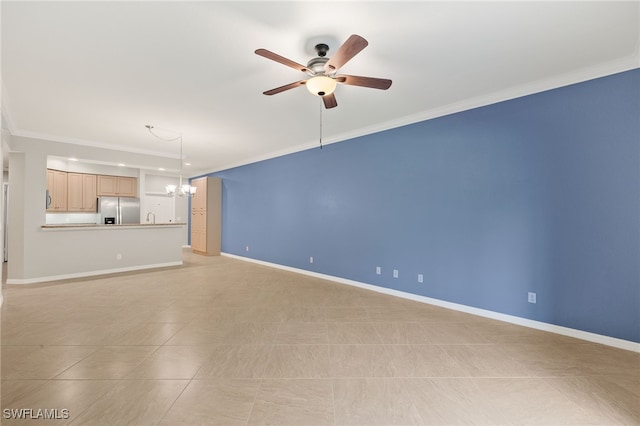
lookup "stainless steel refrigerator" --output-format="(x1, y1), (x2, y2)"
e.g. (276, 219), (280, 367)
(97, 197), (141, 224)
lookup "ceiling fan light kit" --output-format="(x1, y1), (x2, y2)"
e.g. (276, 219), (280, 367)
(256, 34), (392, 109)
(306, 76), (337, 96)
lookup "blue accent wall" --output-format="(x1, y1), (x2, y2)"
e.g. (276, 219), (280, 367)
(206, 69), (640, 343)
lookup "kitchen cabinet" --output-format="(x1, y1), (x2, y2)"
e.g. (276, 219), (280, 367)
(67, 173), (97, 212)
(46, 169), (68, 212)
(97, 175), (138, 197)
(190, 177), (221, 255)
(191, 178), (207, 210)
(116, 176), (137, 197)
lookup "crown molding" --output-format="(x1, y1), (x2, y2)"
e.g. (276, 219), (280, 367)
(204, 55), (639, 175)
(5, 55), (639, 177)
(9, 129), (180, 160)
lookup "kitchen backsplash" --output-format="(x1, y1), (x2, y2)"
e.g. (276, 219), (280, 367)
(45, 213), (98, 225)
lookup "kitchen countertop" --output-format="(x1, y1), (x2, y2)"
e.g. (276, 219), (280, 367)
(41, 222), (186, 230)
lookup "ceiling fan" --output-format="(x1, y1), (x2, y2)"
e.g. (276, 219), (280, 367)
(255, 34), (392, 109)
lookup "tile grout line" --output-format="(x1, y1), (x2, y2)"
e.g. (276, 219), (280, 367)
(155, 377), (193, 425)
(244, 378), (264, 425)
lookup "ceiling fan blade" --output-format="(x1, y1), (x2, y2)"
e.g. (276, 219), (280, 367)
(322, 93), (338, 109)
(335, 75), (392, 90)
(263, 80), (307, 96)
(324, 34), (368, 73)
(255, 48), (309, 73)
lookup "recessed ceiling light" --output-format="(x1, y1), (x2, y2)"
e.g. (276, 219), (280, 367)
(69, 157), (79, 162)
(117, 163), (126, 167)
(184, 162), (191, 166)
(158, 167), (165, 171)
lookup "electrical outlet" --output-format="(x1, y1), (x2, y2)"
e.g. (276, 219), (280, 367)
(245, 246), (249, 252)
(393, 269), (399, 278)
(376, 266), (381, 275)
(528, 292), (537, 304)
(116, 253), (122, 260)
(418, 274), (424, 283)
(309, 256), (314, 264)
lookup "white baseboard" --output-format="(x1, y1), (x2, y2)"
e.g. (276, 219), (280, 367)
(222, 252), (640, 353)
(5, 261), (184, 285)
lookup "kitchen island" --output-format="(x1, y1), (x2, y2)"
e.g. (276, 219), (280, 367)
(7, 223), (187, 284)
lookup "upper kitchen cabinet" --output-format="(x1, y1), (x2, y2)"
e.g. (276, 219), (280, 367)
(67, 173), (97, 212)
(117, 176), (137, 197)
(46, 169), (68, 212)
(96, 175), (117, 196)
(97, 175), (138, 197)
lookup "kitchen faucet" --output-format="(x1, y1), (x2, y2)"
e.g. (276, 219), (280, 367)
(146, 212), (156, 224)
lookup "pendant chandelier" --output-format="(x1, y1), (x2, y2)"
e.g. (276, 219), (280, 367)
(145, 125), (196, 197)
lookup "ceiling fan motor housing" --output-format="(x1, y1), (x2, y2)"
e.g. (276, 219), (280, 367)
(305, 43), (331, 77)
(315, 43), (329, 57)
(306, 56), (329, 75)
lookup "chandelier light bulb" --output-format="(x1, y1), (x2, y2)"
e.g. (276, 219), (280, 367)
(166, 184), (177, 196)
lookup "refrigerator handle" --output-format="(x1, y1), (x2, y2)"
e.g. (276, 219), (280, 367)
(116, 199), (121, 225)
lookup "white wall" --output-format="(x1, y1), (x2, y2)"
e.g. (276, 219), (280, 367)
(0, 129), (8, 290)
(47, 157), (140, 177)
(144, 174), (178, 194)
(9, 226), (184, 284)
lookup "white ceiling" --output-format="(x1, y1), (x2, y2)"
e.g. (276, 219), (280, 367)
(2, 1), (639, 175)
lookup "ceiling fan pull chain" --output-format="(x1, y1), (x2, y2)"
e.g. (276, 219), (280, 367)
(319, 98), (323, 149)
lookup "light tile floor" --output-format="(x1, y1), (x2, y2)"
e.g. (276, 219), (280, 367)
(1, 251), (638, 425)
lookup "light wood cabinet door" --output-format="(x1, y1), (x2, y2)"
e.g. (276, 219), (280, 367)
(67, 173), (84, 211)
(97, 175), (117, 196)
(117, 176), (137, 197)
(190, 210), (207, 253)
(47, 169), (68, 211)
(191, 211), (207, 231)
(67, 173), (98, 212)
(82, 174), (97, 211)
(191, 229), (207, 253)
(191, 177), (207, 210)
(97, 175), (138, 197)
